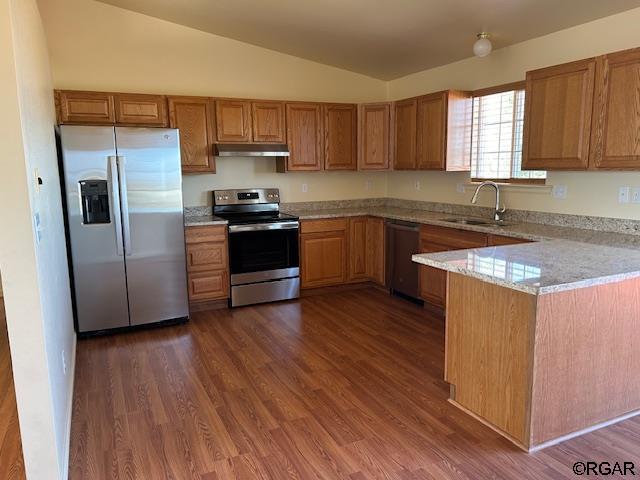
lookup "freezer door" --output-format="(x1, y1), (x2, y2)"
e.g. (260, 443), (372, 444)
(60, 125), (130, 332)
(115, 127), (189, 326)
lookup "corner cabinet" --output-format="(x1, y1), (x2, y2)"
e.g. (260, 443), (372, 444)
(168, 96), (216, 174)
(358, 102), (392, 170)
(590, 48), (640, 169)
(300, 216), (385, 289)
(522, 58), (596, 170)
(284, 103), (324, 171)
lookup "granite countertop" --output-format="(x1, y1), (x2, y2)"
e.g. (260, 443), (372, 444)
(412, 240), (640, 295)
(282, 205), (640, 294)
(184, 215), (228, 227)
(183, 204), (640, 293)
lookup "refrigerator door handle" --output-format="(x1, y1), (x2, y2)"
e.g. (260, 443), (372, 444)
(117, 155), (132, 256)
(109, 155), (124, 256)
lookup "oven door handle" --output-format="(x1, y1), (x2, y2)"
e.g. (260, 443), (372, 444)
(228, 221), (299, 233)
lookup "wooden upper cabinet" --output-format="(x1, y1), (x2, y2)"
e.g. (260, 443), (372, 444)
(590, 48), (640, 169)
(358, 102), (392, 170)
(285, 103), (323, 171)
(114, 93), (168, 126)
(215, 99), (252, 142)
(416, 92), (447, 170)
(57, 90), (115, 125)
(252, 101), (285, 143)
(522, 58), (596, 171)
(324, 104), (357, 170)
(168, 96), (216, 174)
(394, 97), (418, 169)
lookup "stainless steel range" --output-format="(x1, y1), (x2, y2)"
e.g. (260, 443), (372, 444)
(213, 188), (300, 307)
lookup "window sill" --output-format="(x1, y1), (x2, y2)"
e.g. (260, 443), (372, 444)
(460, 181), (553, 194)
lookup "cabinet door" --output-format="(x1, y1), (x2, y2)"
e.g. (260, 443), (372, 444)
(394, 98), (417, 169)
(522, 58), (596, 170)
(168, 96), (215, 174)
(324, 104), (357, 170)
(286, 103), (323, 171)
(419, 243), (450, 307)
(416, 92), (447, 170)
(366, 216), (385, 285)
(348, 217), (368, 280)
(590, 48), (640, 169)
(300, 232), (346, 288)
(56, 90), (115, 124)
(114, 93), (168, 126)
(252, 101), (285, 143)
(215, 99), (252, 142)
(188, 270), (229, 302)
(358, 103), (391, 170)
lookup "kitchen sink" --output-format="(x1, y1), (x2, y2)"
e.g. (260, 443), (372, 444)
(440, 217), (513, 227)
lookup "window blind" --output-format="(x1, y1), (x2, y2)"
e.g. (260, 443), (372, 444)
(471, 89), (545, 181)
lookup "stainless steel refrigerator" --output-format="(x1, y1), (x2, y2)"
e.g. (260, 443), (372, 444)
(59, 125), (189, 333)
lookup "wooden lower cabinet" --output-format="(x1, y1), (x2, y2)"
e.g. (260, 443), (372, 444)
(348, 217), (368, 280)
(365, 217), (385, 283)
(301, 216), (385, 289)
(301, 231), (347, 288)
(185, 225), (229, 303)
(419, 225), (488, 308)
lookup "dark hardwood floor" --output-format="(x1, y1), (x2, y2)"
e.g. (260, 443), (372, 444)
(69, 288), (640, 479)
(0, 298), (26, 480)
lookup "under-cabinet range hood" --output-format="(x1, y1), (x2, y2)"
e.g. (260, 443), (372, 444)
(214, 144), (289, 157)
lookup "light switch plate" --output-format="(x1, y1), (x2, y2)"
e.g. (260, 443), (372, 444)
(619, 186), (630, 204)
(414, 180), (421, 191)
(632, 187), (640, 204)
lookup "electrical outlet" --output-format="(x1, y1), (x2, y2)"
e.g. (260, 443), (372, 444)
(632, 188), (640, 204)
(619, 186), (630, 204)
(61, 350), (67, 375)
(33, 212), (42, 244)
(365, 180), (373, 191)
(552, 184), (568, 199)
(301, 183), (308, 193)
(456, 183), (465, 193)
(414, 180), (421, 191)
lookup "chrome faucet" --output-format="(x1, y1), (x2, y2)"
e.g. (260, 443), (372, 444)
(471, 181), (506, 222)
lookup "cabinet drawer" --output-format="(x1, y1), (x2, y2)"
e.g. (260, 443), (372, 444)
(188, 271), (229, 302)
(487, 234), (532, 246)
(300, 218), (348, 234)
(420, 225), (487, 249)
(186, 242), (227, 272)
(185, 225), (227, 244)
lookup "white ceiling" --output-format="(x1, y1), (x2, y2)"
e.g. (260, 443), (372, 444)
(96, 0), (640, 80)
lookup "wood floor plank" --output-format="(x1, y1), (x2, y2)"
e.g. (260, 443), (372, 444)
(69, 288), (640, 479)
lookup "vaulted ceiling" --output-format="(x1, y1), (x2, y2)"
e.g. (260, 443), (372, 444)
(96, 0), (640, 80)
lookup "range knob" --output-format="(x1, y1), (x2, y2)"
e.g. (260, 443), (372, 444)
(223, 195), (229, 200)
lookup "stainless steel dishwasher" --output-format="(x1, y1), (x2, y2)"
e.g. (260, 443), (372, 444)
(385, 220), (421, 301)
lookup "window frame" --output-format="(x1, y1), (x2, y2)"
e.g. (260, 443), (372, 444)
(470, 81), (545, 185)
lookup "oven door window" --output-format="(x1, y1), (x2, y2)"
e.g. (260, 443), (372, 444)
(228, 228), (299, 274)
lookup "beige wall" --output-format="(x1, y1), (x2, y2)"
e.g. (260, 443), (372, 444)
(0, 0), (76, 478)
(386, 7), (640, 219)
(39, 0), (640, 218)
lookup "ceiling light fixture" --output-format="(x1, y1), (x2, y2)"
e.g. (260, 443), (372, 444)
(473, 33), (492, 58)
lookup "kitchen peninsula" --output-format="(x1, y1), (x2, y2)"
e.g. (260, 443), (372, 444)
(413, 235), (640, 452)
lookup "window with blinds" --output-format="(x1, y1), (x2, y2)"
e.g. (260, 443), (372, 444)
(471, 88), (546, 182)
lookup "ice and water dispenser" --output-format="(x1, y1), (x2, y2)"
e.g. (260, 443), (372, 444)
(79, 180), (110, 224)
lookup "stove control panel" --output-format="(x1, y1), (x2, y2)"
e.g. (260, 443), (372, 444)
(213, 188), (280, 205)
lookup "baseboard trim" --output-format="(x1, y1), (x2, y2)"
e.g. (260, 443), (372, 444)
(529, 409), (640, 452)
